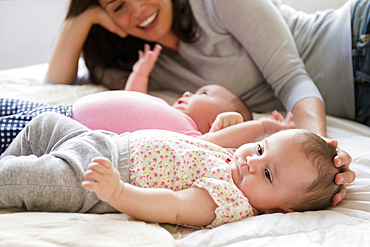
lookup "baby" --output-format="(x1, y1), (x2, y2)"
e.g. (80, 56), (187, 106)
(0, 112), (341, 229)
(0, 45), (251, 151)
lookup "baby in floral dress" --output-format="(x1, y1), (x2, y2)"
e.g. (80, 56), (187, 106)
(0, 108), (342, 228)
(128, 129), (254, 228)
(84, 126), (341, 228)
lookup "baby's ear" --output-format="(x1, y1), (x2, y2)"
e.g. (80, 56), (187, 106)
(264, 207), (294, 214)
(281, 207), (294, 214)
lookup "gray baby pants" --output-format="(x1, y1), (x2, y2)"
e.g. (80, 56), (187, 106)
(0, 112), (130, 213)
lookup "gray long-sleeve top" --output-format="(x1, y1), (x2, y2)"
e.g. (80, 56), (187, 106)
(55, 0), (353, 119)
(150, 0), (323, 113)
(277, 0), (353, 119)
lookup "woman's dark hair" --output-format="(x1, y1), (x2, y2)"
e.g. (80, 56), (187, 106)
(66, 0), (199, 84)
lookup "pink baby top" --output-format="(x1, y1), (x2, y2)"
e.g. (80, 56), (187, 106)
(129, 129), (254, 229)
(72, 91), (202, 137)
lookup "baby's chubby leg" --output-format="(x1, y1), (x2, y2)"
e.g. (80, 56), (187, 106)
(0, 112), (120, 213)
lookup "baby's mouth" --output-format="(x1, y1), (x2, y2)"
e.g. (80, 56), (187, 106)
(138, 11), (159, 29)
(175, 99), (187, 106)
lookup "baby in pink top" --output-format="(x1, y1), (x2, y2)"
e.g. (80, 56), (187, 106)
(73, 90), (203, 137)
(73, 44), (252, 137)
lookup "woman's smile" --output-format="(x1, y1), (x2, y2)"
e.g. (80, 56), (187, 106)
(138, 10), (159, 29)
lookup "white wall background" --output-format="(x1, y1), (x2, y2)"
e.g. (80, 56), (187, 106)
(0, 0), (350, 70)
(0, 0), (69, 70)
(281, 0), (348, 13)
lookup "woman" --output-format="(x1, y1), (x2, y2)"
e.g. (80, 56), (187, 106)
(46, 0), (356, 203)
(277, 0), (370, 126)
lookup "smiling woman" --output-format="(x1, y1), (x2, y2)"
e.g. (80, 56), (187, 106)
(101, 0), (174, 42)
(49, 0), (198, 85)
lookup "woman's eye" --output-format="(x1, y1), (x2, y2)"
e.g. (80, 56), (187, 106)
(114, 3), (124, 12)
(256, 144), (263, 155)
(265, 169), (271, 181)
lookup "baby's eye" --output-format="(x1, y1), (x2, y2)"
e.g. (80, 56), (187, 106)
(256, 144), (263, 155)
(265, 169), (271, 181)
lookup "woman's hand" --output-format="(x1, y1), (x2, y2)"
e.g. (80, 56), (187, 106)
(82, 157), (124, 203)
(327, 140), (356, 206)
(47, 6), (127, 84)
(89, 6), (127, 38)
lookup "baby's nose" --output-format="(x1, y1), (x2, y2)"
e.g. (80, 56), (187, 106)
(245, 157), (257, 173)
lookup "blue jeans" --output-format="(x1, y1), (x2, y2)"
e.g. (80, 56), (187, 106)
(352, 0), (370, 126)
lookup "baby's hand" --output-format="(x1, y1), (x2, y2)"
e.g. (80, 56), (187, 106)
(82, 157), (123, 203)
(209, 112), (243, 133)
(259, 110), (295, 135)
(132, 43), (162, 77)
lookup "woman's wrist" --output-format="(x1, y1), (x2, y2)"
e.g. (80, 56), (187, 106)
(66, 7), (96, 30)
(47, 10), (94, 84)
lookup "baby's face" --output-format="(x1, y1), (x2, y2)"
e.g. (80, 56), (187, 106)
(229, 129), (316, 213)
(172, 84), (236, 134)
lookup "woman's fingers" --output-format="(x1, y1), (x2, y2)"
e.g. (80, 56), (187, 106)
(326, 140), (355, 184)
(334, 148), (352, 168)
(331, 185), (346, 207)
(335, 169), (356, 185)
(334, 149), (355, 184)
(93, 6), (127, 38)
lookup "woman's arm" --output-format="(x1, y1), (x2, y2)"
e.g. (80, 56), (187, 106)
(212, 0), (327, 136)
(292, 97), (327, 137)
(47, 6), (127, 84)
(82, 157), (217, 226)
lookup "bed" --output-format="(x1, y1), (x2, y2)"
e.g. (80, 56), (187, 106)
(0, 63), (369, 246)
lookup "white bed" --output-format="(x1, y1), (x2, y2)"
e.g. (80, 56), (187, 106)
(0, 63), (369, 246)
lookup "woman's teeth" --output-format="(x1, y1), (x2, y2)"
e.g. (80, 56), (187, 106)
(138, 11), (158, 28)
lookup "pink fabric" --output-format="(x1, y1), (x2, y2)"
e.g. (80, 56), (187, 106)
(72, 91), (202, 137)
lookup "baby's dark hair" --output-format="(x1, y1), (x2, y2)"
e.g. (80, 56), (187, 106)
(291, 130), (342, 212)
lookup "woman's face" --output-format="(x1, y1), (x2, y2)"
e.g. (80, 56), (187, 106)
(99, 0), (173, 43)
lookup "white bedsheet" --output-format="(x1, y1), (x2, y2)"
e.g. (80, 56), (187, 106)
(0, 64), (369, 246)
